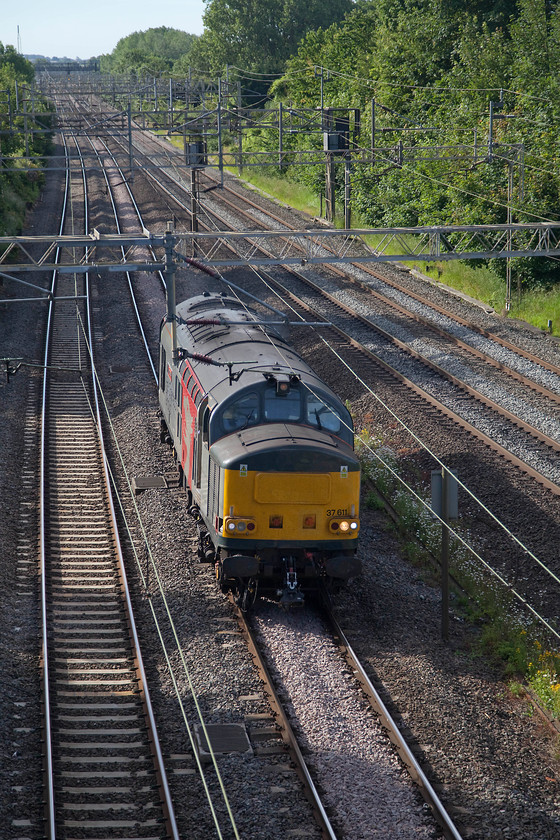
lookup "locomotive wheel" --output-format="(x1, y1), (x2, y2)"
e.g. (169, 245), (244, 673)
(234, 578), (258, 613)
(159, 415), (172, 446)
(215, 559), (228, 594)
(198, 531), (215, 563)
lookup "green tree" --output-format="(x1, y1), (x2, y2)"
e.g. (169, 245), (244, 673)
(101, 27), (198, 75)
(0, 43), (34, 84)
(114, 27), (197, 61)
(0, 44), (54, 236)
(510, 0), (560, 96)
(189, 0), (353, 76)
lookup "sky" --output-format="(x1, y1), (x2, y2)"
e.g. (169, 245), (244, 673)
(2, 0), (206, 59)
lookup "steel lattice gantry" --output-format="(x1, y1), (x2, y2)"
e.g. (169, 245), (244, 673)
(2, 224), (560, 278)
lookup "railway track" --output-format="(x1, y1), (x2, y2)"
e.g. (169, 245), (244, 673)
(116, 135), (560, 495)
(231, 599), (340, 840)
(62, 95), (560, 604)
(15, 80), (556, 840)
(79, 105), (560, 606)
(255, 269), (560, 492)
(193, 167), (560, 380)
(58, 98), (467, 838)
(56, 88), (560, 400)
(105, 125), (560, 472)
(39, 118), (178, 839)
(237, 597), (464, 840)
(120, 124), (560, 379)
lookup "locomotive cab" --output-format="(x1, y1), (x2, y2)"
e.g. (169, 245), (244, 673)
(210, 418), (360, 603)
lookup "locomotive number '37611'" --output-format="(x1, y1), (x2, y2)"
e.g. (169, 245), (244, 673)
(159, 292), (360, 609)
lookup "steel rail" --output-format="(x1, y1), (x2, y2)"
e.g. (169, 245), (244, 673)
(39, 98), (180, 840)
(112, 130), (560, 429)
(70, 95), (170, 319)
(115, 139), (560, 492)
(75, 129), (180, 839)
(261, 269), (560, 496)
(232, 601), (339, 840)
(66, 99), (248, 840)
(62, 101), (180, 836)
(174, 157), (558, 375)
(154, 177), (560, 486)
(270, 263), (560, 455)
(75, 99), (555, 829)
(82, 131), (158, 379)
(235, 589), (463, 840)
(195, 169), (560, 403)
(40, 125), (72, 840)
(323, 604), (465, 840)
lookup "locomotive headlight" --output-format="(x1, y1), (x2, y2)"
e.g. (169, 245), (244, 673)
(330, 518), (359, 533)
(225, 517), (256, 534)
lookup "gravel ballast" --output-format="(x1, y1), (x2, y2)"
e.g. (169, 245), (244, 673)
(1, 126), (560, 838)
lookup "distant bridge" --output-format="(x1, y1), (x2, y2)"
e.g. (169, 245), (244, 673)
(35, 61), (101, 74)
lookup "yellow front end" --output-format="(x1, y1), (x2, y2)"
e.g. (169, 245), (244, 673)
(221, 468), (360, 546)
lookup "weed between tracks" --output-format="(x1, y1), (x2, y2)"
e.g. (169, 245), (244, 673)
(354, 423), (560, 723)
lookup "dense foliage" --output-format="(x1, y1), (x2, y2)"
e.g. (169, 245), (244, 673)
(100, 27), (198, 76)
(7, 2), (560, 291)
(188, 0), (354, 76)
(256, 0), (560, 288)
(0, 44), (53, 236)
(98, 3), (559, 289)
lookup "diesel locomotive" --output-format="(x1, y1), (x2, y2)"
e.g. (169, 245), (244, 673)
(158, 292), (360, 608)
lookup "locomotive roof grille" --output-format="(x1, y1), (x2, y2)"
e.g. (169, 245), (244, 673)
(163, 295), (353, 444)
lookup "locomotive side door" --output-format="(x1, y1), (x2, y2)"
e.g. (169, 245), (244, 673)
(181, 379), (198, 487)
(194, 398), (210, 515)
(194, 397), (209, 489)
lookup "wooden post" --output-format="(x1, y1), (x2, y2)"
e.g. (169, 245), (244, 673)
(441, 469), (450, 642)
(325, 153), (335, 222)
(344, 156), (351, 229)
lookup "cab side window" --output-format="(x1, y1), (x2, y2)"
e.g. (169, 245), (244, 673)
(305, 393), (341, 433)
(222, 392), (260, 432)
(159, 348), (166, 392)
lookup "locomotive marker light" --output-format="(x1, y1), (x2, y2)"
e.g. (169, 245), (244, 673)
(329, 518), (360, 534)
